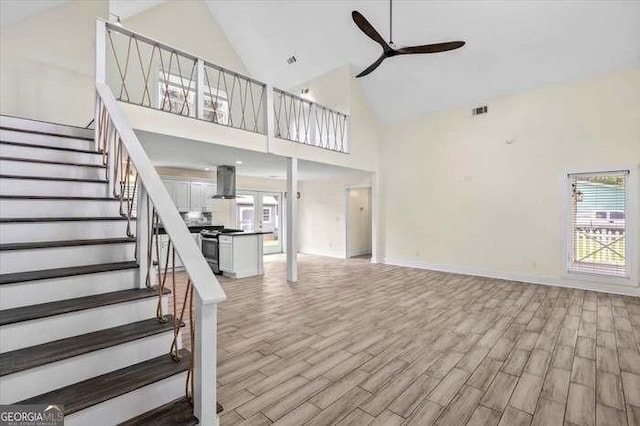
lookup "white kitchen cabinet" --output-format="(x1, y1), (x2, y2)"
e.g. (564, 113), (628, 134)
(218, 234), (264, 279)
(162, 179), (191, 212)
(158, 232), (202, 271)
(190, 181), (217, 212)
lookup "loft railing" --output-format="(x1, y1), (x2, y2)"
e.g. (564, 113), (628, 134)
(105, 22), (266, 134)
(273, 88), (349, 153)
(103, 21), (349, 154)
(96, 21), (226, 426)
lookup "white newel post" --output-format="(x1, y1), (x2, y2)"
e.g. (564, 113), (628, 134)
(137, 185), (149, 288)
(196, 59), (205, 120)
(193, 292), (218, 426)
(95, 20), (107, 152)
(286, 157), (298, 282)
(265, 84), (275, 153)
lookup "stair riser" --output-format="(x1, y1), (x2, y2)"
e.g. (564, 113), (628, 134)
(0, 178), (109, 197)
(0, 296), (168, 352)
(0, 220), (136, 243)
(65, 372), (189, 426)
(0, 129), (94, 151)
(0, 269), (139, 310)
(0, 144), (102, 165)
(0, 159), (105, 180)
(0, 199), (121, 218)
(0, 242), (136, 274)
(1, 332), (176, 404)
(1, 116), (94, 140)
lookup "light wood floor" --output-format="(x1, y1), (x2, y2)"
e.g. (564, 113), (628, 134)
(175, 254), (640, 425)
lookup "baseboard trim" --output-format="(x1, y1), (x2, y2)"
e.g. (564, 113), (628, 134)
(383, 258), (640, 297)
(347, 247), (372, 258)
(299, 249), (345, 259)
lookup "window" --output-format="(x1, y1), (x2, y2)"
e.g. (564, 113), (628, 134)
(567, 171), (629, 278)
(262, 207), (271, 223)
(158, 72), (229, 124)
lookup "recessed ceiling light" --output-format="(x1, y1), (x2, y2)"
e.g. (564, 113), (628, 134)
(235, 161), (243, 165)
(204, 167), (211, 171)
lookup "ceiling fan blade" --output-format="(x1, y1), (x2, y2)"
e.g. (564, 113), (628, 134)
(397, 41), (465, 55)
(356, 54), (386, 78)
(352, 11), (390, 49)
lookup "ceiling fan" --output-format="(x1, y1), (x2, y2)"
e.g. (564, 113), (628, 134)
(352, 0), (466, 78)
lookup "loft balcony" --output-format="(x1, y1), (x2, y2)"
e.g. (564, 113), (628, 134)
(104, 22), (349, 156)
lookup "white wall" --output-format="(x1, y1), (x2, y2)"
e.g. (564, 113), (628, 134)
(298, 174), (371, 258)
(122, 0), (247, 74)
(347, 188), (372, 257)
(380, 68), (640, 295)
(0, 0), (109, 126)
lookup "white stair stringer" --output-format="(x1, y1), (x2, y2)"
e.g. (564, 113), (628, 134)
(0, 241), (136, 274)
(0, 295), (169, 352)
(1, 331), (176, 404)
(0, 267), (139, 310)
(64, 372), (188, 426)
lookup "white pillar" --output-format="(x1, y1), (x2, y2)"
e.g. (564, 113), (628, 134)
(193, 294), (218, 426)
(195, 59), (205, 120)
(286, 157), (298, 282)
(265, 85), (275, 153)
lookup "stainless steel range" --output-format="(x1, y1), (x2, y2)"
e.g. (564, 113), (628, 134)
(200, 229), (242, 275)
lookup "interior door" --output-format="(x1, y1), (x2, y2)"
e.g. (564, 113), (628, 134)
(260, 192), (282, 254)
(236, 190), (283, 254)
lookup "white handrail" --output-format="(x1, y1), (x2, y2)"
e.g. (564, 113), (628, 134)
(97, 83), (226, 305)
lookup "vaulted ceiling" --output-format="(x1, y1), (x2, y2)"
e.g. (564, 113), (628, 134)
(3, 0), (639, 124)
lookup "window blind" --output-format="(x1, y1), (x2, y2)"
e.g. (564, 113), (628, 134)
(568, 171), (629, 278)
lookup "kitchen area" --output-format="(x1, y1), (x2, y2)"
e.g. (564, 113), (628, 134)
(156, 165), (283, 279)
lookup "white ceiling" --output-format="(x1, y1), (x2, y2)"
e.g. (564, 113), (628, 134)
(137, 130), (369, 180)
(205, 0), (640, 123)
(3, 0), (639, 124)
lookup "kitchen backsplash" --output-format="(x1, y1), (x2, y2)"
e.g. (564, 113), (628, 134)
(181, 211), (213, 225)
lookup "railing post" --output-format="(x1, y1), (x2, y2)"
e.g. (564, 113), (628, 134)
(196, 59), (205, 120)
(193, 294), (218, 426)
(137, 185), (149, 288)
(95, 20), (107, 152)
(265, 84), (275, 153)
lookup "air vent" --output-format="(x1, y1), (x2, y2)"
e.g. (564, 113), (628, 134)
(286, 55), (297, 65)
(472, 105), (488, 116)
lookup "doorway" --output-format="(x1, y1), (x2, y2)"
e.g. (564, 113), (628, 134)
(345, 187), (372, 258)
(236, 191), (283, 255)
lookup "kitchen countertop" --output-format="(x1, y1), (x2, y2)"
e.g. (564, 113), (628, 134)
(156, 225), (224, 235)
(219, 231), (274, 236)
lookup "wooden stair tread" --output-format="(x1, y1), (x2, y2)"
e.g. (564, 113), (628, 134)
(0, 287), (169, 326)
(0, 261), (138, 285)
(0, 316), (178, 377)
(0, 140), (99, 154)
(0, 237), (136, 251)
(0, 174), (107, 183)
(120, 398), (224, 425)
(20, 349), (190, 415)
(119, 397), (199, 426)
(0, 156), (105, 168)
(0, 217), (135, 223)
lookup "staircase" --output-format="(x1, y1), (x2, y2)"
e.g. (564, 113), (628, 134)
(0, 116), (202, 425)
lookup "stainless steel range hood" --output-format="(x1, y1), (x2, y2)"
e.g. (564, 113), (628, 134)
(212, 165), (236, 199)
